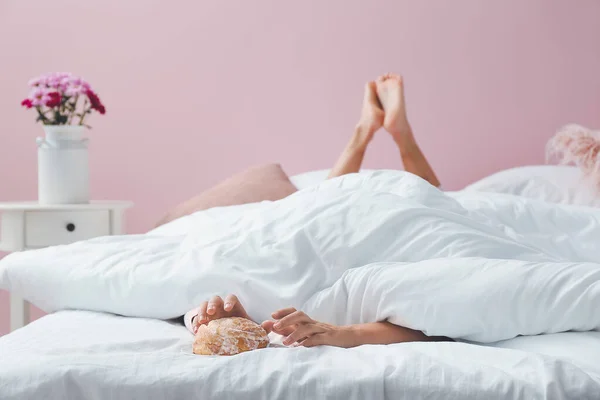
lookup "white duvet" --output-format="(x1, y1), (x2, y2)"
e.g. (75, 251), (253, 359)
(1, 170), (600, 399)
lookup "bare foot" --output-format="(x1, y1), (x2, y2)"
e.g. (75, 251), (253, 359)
(356, 81), (385, 144)
(376, 73), (411, 142)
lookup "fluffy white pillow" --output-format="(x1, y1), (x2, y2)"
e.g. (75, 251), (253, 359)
(290, 169), (376, 190)
(463, 165), (600, 207)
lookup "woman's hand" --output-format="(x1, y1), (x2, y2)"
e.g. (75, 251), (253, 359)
(262, 308), (355, 348)
(193, 294), (250, 333)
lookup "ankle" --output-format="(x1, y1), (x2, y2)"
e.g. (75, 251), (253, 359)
(389, 124), (413, 140)
(351, 124), (375, 149)
(391, 127), (415, 148)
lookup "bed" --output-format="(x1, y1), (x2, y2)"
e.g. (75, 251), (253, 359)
(1, 169), (600, 399)
(1, 310), (599, 399)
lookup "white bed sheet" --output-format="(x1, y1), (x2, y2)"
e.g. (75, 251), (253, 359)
(489, 332), (600, 375)
(0, 311), (599, 400)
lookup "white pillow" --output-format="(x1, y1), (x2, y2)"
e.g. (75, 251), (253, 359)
(463, 165), (600, 207)
(290, 169), (376, 190)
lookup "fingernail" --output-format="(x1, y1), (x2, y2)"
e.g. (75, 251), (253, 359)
(274, 322), (281, 329)
(283, 337), (291, 345)
(224, 303), (232, 309)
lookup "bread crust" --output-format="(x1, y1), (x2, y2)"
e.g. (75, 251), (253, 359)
(193, 317), (269, 356)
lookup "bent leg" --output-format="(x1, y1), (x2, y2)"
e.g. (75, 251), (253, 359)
(328, 81), (384, 179)
(376, 74), (441, 188)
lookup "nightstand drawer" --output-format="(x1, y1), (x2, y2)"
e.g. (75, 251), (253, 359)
(24, 210), (110, 248)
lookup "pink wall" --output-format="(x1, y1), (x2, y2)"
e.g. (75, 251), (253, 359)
(1, 0), (599, 336)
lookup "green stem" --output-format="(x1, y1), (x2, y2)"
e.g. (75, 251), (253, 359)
(36, 107), (50, 124)
(67, 94), (79, 124)
(79, 98), (89, 125)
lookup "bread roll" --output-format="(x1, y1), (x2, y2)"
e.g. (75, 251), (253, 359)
(193, 317), (269, 356)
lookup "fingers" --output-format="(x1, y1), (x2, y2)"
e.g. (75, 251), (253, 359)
(196, 301), (209, 326)
(261, 320), (274, 333)
(231, 298), (249, 319)
(271, 307), (297, 320)
(300, 334), (326, 348)
(283, 324), (325, 346)
(223, 294), (238, 312)
(262, 319), (294, 336)
(272, 324), (296, 337)
(196, 294), (247, 328)
(207, 296), (223, 315)
(273, 310), (313, 330)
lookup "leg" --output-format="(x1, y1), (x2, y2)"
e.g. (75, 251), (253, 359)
(376, 74), (441, 188)
(328, 82), (384, 179)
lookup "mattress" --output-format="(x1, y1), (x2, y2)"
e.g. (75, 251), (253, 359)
(0, 310), (599, 400)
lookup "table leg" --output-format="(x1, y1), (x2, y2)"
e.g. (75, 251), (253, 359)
(10, 293), (29, 331)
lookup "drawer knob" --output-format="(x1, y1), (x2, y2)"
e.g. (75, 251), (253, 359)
(66, 223), (76, 232)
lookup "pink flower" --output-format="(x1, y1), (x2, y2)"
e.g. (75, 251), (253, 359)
(45, 92), (62, 107)
(46, 76), (63, 89)
(29, 87), (51, 107)
(51, 72), (72, 81)
(64, 77), (91, 96)
(28, 72), (72, 88)
(23, 73), (104, 127)
(28, 75), (47, 87)
(86, 89), (106, 114)
(21, 98), (33, 108)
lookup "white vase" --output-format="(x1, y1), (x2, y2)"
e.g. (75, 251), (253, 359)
(37, 125), (90, 204)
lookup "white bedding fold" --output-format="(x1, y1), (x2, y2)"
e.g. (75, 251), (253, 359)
(304, 258), (600, 342)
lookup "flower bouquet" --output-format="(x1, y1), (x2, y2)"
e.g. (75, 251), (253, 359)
(21, 72), (105, 204)
(21, 72), (105, 127)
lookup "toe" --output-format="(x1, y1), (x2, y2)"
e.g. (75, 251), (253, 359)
(385, 73), (403, 84)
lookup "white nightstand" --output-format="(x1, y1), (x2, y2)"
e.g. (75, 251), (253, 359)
(0, 201), (133, 331)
